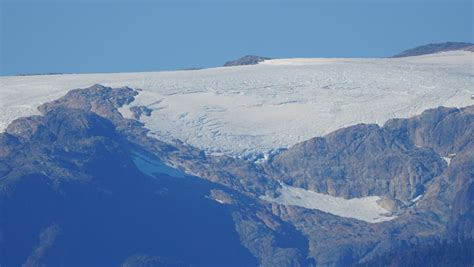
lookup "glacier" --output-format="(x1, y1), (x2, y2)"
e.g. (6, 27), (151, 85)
(1, 51), (473, 159)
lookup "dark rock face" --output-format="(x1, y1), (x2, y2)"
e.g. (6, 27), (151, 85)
(267, 106), (473, 203)
(266, 122), (446, 203)
(384, 106), (474, 156)
(1, 84), (473, 266)
(224, 55), (271, 66)
(392, 42), (474, 58)
(357, 238), (474, 267)
(386, 106), (474, 238)
(130, 105), (153, 120)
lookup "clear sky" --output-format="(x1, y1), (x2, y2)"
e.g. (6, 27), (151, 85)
(1, 0), (473, 75)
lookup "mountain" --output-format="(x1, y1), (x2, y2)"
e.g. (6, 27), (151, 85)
(0, 85), (311, 266)
(223, 55), (271, 66)
(1, 84), (473, 266)
(392, 42), (474, 57)
(1, 51), (473, 266)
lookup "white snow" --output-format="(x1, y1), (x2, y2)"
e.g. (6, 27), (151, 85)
(411, 194), (423, 203)
(214, 198), (226, 204)
(117, 104), (134, 119)
(1, 51), (473, 158)
(442, 157), (452, 166)
(131, 151), (185, 178)
(261, 183), (396, 223)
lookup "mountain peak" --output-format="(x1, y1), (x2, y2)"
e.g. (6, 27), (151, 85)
(223, 55), (271, 66)
(392, 41), (474, 58)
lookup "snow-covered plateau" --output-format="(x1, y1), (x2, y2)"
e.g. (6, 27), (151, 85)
(1, 51), (473, 159)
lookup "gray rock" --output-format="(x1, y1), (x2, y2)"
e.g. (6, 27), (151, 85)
(129, 106), (153, 120)
(224, 55), (271, 66)
(392, 42), (474, 58)
(266, 121), (446, 203)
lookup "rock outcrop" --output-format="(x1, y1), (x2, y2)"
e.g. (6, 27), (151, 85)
(392, 42), (474, 57)
(224, 55), (271, 66)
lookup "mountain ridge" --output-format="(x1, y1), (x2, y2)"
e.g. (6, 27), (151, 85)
(223, 55), (271, 66)
(1, 85), (473, 266)
(392, 42), (474, 58)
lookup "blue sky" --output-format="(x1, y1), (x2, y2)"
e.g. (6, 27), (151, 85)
(1, 0), (472, 75)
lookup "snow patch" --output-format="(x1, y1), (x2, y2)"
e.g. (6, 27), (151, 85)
(411, 194), (423, 203)
(260, 184), (396, 223)
(131, 151), (185, 178)
(118, 104), (134, 120)
(442, 157), (452, 166)
(214, 198), (226, 204)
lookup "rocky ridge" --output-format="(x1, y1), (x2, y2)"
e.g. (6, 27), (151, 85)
(223, 55), (271, 66)
(392, 42), (474, 57)
(0, 85), (473, 266)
